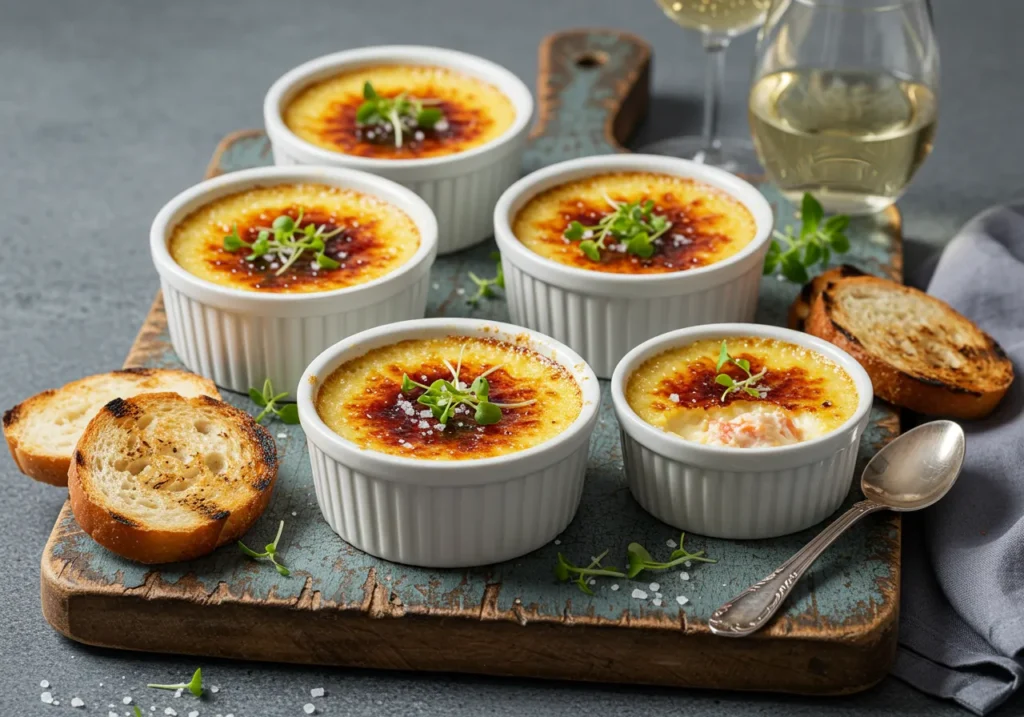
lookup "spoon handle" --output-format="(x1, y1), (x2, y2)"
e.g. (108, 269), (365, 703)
(708, 500), (886, 637)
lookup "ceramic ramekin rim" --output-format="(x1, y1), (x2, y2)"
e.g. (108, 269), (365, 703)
(610, 322), (874, 470)
(263, 45), (534, 173)
(493, 154), (775, 298)
(297, 317), (601, 486)
(150, 165), (439, 313)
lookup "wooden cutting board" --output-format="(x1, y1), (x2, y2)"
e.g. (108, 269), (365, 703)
(40, 29), (904, 695)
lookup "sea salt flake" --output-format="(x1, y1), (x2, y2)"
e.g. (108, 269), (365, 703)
(610, 584), (620, 591)
(303, 705), (316, 715)
(679, 571), (690, 581)
(40, 680), (50, 688)
(669, 393), (680, 403)
(631, 588), (648, 600)
(666, 538), (678, 548)
(588, 578), (596, 585)
(109, 712), (120, 717)
(189, 712), (199, 717)
(553, 539), (561, 545)
(652, 598), (663, 607)
(41, 692), (54, 704)
(277, 433), (287, 439)
(676, 595), (689, 606)
(210, 686), (220, 694)
(124, 697), (133, 705)
(655, 592), (663, 599)
(684, 560), (692, 567)
(72, 697), (86, 708)
(649, 582), (660, 592)
(175, 687), (184, 697)
(456, 288), (465, 295)
(310, 687), (325, 698)
(165, 709), (178, 716)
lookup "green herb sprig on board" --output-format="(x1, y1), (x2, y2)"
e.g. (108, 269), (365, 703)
(356, 81), (445, 149)
(564, 194), (673, 261)
(248, 378), (300, 425)
(467, 252), (504, 306)
(763, 193), (850, 283)
(147, 667), (203, 697)
(626, 534), (717, 579)
(555, 550), (627, 595)
(238, 520), (291, 576)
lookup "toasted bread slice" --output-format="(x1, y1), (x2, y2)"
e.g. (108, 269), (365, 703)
(805, 276), (1014, 419)
(788, 264), (866, 331)
(3, 368), (219, 486)
(68, 392), (278, 563)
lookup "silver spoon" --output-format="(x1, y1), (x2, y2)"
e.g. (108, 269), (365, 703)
(709, 420), (965, 637)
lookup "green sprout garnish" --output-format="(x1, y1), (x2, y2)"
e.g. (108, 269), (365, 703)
(147, 667), (203, 697)
(223, 209), (343, 277)
(467, 252), (504, 306)
(249, 378), (299, 425)
(626, 533), (716, 579)
(356, 81), (445, 149)
(563, 194), (672, 262)
(714, 340), (768, 403)
(554, 550), (627, 595)
(238, 520), (291, 576)
(764, 193), (850, 284)
(400, 345), (535, 426)
(134, 707), (144, 717)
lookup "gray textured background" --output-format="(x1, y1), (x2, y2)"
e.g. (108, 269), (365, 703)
(2, 0), (1022, 715)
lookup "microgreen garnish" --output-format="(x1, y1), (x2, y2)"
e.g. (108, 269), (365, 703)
(467, 252), (504, 306)
(554, 550), (627, 595)
(764, 193), (850, 283)
(147, 667), (203, 697)
(400, 345), (535, 426)
(714, 340), (767, 402)
(626, 533), (716, 579)
(238, 520), (291, 576)
(356, 81), (445, 149)
(134, 707), (143, 717)
(563, 194), (672, 262)
(248, 378), (300, 425)
(223, 209), (343, 277)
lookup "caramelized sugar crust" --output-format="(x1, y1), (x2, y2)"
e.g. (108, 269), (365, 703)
(513, 172), (758, 274)
(315, 336), (582, 460)
(284, 65), (516, 160)
(169, 183), (419, 293)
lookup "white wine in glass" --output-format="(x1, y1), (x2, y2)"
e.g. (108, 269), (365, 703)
(657, 0), (770, 36)
(749, 69), (938, 215)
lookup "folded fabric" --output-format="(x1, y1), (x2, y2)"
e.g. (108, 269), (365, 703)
(892, 203), (1024, 715)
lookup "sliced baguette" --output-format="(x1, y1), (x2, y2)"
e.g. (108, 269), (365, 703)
(67, 392), (278, 563)
(3, 368), (219, 486)
(788, 264), (867, 331)
(805, 276), (1014, 419)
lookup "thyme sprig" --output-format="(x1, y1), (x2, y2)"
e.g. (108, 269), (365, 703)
(223, 209), (343, 277)
(564, 194), (672, 261)
(763, 193), (850, 283)
(401, 345), (534, 426)
(356, 81), (445, 149)
(714, 341), (767, 403)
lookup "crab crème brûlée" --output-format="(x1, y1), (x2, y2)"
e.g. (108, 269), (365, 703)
(513, 172), (758, 274)
(169, 183), (419, 293)
(315, 336), (583, 460)
(626, 338), (857, 449)
(283, 65), (516, 160)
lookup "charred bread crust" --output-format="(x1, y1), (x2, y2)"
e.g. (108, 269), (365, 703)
(788, 264), (867, 331)
(805, 278), (1013, 419)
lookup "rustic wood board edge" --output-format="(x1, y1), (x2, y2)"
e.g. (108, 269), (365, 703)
(40, 28), (902, 695)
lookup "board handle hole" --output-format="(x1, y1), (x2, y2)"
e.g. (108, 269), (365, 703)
(574, 52), (608, 69)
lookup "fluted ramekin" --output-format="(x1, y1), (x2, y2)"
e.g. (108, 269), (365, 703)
(151, 166), (438, 399)
(264, 45), (534, 255)
(611, 323), (874, 539)
(494, 154), (774, 378)
(297, 318), (600, 568)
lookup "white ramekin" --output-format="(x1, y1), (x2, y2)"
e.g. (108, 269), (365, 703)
(150, 166), (438, 399)
(610, 323), (874, 540)
(264, 45), (534, 255)
(494, 154), (775, 379)
(297, 318), (601, 568)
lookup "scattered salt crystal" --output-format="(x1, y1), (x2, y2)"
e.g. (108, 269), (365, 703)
(189, 712), (199, 717)
(165, 709), (178, 716)
(666, 538), (678, 548)
(303, 705), (316, 715)
(456, 288), (465, 295)
(418, 420), (430, 429)
(553, 539), (561, 545)
(41, 692), (54, 704)
(310, 687), (325, 698)
(610, 584), (620, 591)
(72, 697), (85, 708)
(653, 598), (663, 607)
(679, 571), (690, 581)
(631, 588), (648, 600)
(587, 578), (596, 586)
(413, 130), (425, 141)
(655, 593), (663, 599)
(53, 700), (60, 705)
(649, 582), (660, 592)
(669, 394), (680, 403)
(277, 433), (287, 439)
(41, 680), (50, 688)
(124, 697), (133, 705)
(109, 712), (120, 717)
(676, 595), (689, 606)
(292, 511), (297, 517)
(684, 560), (692, 567)
(432, 283), (440, 290)
(175, 687), (184, 697)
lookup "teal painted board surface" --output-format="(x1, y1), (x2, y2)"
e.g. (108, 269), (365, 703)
(42, 30), (902, 696)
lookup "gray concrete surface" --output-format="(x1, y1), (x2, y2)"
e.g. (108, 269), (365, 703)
(2, 0), (1022, 714)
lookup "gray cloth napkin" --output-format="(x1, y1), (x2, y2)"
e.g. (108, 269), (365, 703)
(892, 203), (1024, 714)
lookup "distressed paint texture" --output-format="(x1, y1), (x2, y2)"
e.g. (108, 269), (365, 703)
(42, 33), (903, 691)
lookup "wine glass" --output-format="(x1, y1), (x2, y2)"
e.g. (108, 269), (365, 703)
(749, 0), (939, 215)
(645, 0), (772, 173)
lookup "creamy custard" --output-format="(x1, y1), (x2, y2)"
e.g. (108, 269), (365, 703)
(626, 337), (857, 448)
(169, 183), (419, 293)
(513, 172), (757, 274)
(284, 65), (516, 160)
(315, 336), (582, 460)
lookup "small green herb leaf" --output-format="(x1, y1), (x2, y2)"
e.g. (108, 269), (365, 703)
(224, 224), (246, 251)
(474, 401), (502, 425)
(248, 378), (298, 424)
(417, 108), (443, 127)
(316, 252), (341, 269)
(579, 240), (601, 262)
(248, 388), (267, 407)
(801, 193), (823, 235)
(276, 403), (300, 425)
(563, 195), (673, 261)
(238, 521), (291, 577)
(363, 81), (378, 100)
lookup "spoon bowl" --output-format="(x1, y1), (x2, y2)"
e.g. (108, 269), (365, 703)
(861, 420), (966, 511)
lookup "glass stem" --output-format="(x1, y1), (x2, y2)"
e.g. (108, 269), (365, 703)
(700, 34), (730, 160)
